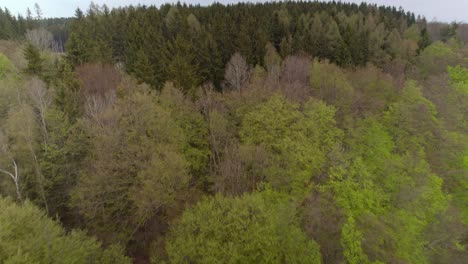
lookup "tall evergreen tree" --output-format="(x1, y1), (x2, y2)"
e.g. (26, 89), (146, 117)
(24, 43), (43, 75)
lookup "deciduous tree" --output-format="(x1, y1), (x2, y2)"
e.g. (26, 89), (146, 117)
(224, 52), (250, 93)
(164, 192), (322, 263)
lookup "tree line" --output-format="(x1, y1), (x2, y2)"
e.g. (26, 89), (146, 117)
(64, 1), (427, 91)
(0, 4), (70, 51)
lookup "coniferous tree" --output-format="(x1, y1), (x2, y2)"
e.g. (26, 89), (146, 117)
(24, 43), (43, 75)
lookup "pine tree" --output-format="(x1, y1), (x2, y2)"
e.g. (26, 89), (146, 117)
(130, 49), (156, 86)
(53, 62), (81, 121)
(24, 43), (43, 75)
(418, 28), (431, 52)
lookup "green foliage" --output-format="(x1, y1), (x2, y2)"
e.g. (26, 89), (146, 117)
(0, 74), (20, 120)
(0, 52), (14, 79)
(422, 41), (456, 57)
(264, 42), (281, 72)
(385, 29), (403, 58)
(384, 81), (440, 153)
(0, 7), (28, 39)
(418, 28), (431, 52)
(404, 24), (422, 44)
(0, 197), (130, 263)
(240, 95), (342, 195)
(2, 103), (42, 202)
(341, 217), (370, 264)
(40, 108), (88, 216)
(329, 158), (389, 217)
(162, 35), (203, 94)
(130, 145), (189, 222)
(448, 65), (468, 94)
(72, 85), (193, 243)
(346, 119), (395, 172)
(62, 2), (419, 89)
(129, 49), (156, 86)
(159, 86), (210, 184)
(1, 3), (466, 263)
(52, 61), (81, 121)
(23, 43), (43, 75)
(310, 59), (354, 116)
(65, 12), (112, 66)
(164, 192), (321, 263)
(417, 41), (458, 76)
(328, 116), (450, 263)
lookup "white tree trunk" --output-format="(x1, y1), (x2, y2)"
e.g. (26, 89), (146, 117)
(0, 159), (23, 203)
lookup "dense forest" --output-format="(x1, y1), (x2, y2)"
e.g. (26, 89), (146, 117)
(0, 1), (467, 263)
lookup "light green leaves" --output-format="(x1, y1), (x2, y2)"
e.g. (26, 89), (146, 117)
(448, 65), (468, 94)
(0, 197), (130, 264)
(240, 95), (341, 196)
(165, 192), (321, 264)
(0, 53), (14, 79)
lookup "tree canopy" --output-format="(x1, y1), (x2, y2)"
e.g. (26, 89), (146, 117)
(0, 197), (130, 264)
(0, 1), (467, 263)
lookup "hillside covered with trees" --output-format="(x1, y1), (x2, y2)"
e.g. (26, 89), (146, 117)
(0, 1), (467, 263)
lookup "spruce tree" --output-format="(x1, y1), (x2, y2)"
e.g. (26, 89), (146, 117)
(24, 43), (43, 75)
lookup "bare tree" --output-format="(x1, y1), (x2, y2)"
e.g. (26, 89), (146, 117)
(198, 83), (216, 118)
(0, 133), (22, 202)
(76, 63), (122, 99)
(303, 189), (345, 263)
(84, 90), (116, 127)
(224, 53), (250, 93)
(25, 28), (58, 51)
(281, 55), (311, 85)
(6, 103), (49, 213)
(28, 77), (51, 145)
(279, 55), (312, 102)
(215, 144), (269, 196)
(208, 112), (231, 174)
(0, 160), (22, 202)
(383, 58), (407, 91)
(198, 82), (225, 120)
(215, 144), (244, 195)
(75, 63), (121, 126)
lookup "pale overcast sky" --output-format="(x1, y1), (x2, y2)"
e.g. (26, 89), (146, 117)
(2, 0), (466, 22)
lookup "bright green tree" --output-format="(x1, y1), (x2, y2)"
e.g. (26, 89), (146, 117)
(0, 197), (130, 263)
(0, 53), (15, 79)
(240, 95), (342, 196)
(448, 65), (468, 94)
(329, 118), (449, 264)
(164, 191), (321, 264)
